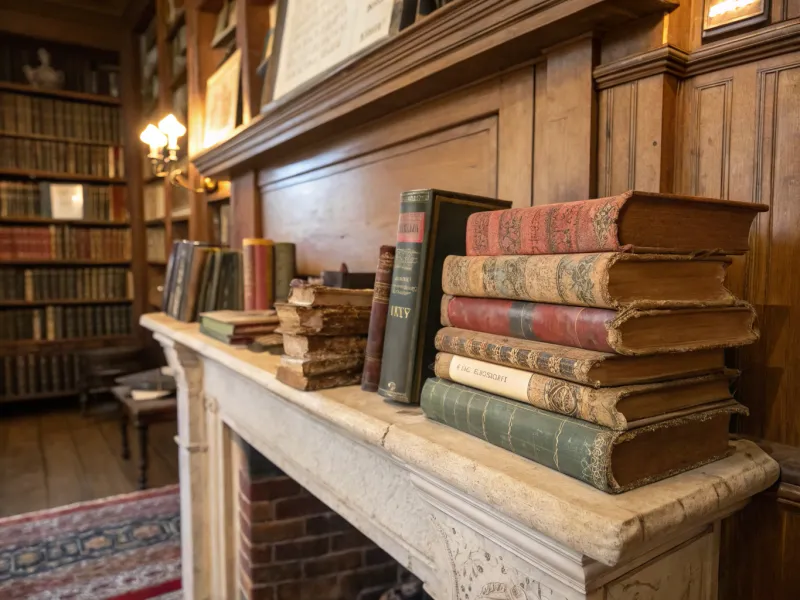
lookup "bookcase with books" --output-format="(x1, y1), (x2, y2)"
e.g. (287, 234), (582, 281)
(0, 31), (139, 403)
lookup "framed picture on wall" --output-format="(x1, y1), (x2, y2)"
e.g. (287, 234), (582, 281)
(204, 48), (242, 148)
(702, 0), (769, 39)
(42, 183), (84, 220)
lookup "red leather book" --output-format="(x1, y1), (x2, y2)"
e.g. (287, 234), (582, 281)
(465, 190), (767, 256)
(361, 245), (396, 392)
(440, 294), (616, 353)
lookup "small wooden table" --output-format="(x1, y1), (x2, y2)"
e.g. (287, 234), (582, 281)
(112, 385), (177, 490)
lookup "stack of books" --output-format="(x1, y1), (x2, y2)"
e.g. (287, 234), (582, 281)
(199, 310), (280, 346)
(421, 190), (767, 493)
(275, 282), (372, 391)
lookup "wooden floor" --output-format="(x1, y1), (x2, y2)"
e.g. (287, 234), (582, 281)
(0, 398), (178, 518)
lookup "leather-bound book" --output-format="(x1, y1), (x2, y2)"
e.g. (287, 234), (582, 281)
(421, 378), (745, 493)
(442, 253), (735, 309)
(287, 282), (373, 307)
(466, 190), (767, 257)
(378, 189), (510, 405)
(282, 333), (368, 359)
(440, 295), (759, 355)
(275, 303), (371, 335)
(361, 245), (396, 392)
(273, 243), (296, 303)
(276, 367), (362, 391)
(434, 352), (735, 430)
(242, 238), (275, 310)
(280, 354), (364, 378)
(434, 327), (725, 387)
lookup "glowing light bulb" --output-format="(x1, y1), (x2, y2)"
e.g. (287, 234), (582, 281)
(140, 124), (167, 159)
(157, 114), (187, 152)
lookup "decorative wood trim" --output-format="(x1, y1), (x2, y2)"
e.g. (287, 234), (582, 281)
(190, 0), (677, 177)
(594, 45), (689, 90)
(594, 18), (800, 90)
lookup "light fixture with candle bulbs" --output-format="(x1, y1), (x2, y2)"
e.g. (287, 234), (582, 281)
(139, 114), (218, 193)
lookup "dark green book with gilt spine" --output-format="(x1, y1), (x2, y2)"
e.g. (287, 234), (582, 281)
(420, 377), (743, 493)
(378, 189), (510, 404)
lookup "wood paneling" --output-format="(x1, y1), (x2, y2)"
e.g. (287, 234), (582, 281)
(261, 117), (497, 275)
(690, 80), (733, 199)
(539, 36), (598, 203)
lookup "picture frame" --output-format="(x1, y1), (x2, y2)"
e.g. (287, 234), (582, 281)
(204, 48), (242, 148)
(47, 183), (84, 220)
(702, 0), (769, 39)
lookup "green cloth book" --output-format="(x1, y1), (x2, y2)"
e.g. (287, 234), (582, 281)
(420, 377), (743, 493)
(377, 189), (510, 405)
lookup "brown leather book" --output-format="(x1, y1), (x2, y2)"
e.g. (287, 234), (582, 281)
(276, 367), (362, 391)
(362, 245), (396, 392)
(288, 282), (374, 307)
(282, 334), (368, 359)
(435, 327), (725, 387)
(442, 253), (735, 310)
(275, 303), (371, 335)
(280, 354), (364, 377)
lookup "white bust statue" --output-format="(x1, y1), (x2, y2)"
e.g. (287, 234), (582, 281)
(23, 48), (64, 90)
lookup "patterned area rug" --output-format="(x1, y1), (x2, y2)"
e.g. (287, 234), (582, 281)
(0, 485), (181, 600)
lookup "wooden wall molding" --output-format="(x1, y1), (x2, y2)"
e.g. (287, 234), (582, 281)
(191, 0), (676, 177)
(594, 18), (800, 89)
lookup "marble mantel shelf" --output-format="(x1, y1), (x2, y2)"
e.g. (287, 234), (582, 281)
(143, 312), (778, 600)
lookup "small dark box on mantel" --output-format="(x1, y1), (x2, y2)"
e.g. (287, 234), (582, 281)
(321, 263), (375, 289)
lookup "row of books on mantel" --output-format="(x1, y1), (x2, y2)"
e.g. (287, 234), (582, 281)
(370, 189), (766, 494)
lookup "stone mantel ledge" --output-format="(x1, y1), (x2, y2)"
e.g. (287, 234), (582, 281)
(142, 313), (778, 568)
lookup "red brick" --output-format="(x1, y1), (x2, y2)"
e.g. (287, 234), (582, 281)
(248, 518), (305, 544)
(356, 584), (392, 600)
(364, 547), (393, 566)
(240, 571), (276, 600)
(274, 495), (329, 519)
(249, 542), (273, 565)
(249, 561), (303, 584)
(276, 576), (340, 600)
(330, 529), (372, 552)
(340, 564), (400, 597)
(244, 473), (303, 502)
(273, 536), (330, 561)
(303, 549), (363, 578)
(305, 513), (350, 535)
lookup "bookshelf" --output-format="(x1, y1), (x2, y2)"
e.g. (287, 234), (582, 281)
(0, 31), (139, 402)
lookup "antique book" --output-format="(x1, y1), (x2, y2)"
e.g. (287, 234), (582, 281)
(434, 327), (725, 387)
(282, 333), (368, 359)
(421, 378), (745, 493)
(273, 242), (296, 303)
(275, 303), (371, 335)
(248, 333), (284, 354)
(466, 190), (768, 257)
(181, 246), (213, 321)
(199, 310), (279, 335)
(276, 366), (362, 391)
(441, 253), (735, 309)
(362, 245), (396, 392)
(280, 354), (364, 377)
(434, 353), (735, 430)
(288, 281), (374, 307)
(243, 238), (275, 310)
(440, 295), (759, 355)
(379, 189), (511, 404)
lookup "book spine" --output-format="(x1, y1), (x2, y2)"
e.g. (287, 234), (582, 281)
(434, 353), (626, 429)
(421, 378), (616, 491)
(442, 254), (618, 308)
(465, 195), (627, 256)
(242, 239), (274, 310)
(361, 245), (396, 392)
(440, 295), (616, 353)
(378, 190), (433, 403)
(273, 243), (296, 303)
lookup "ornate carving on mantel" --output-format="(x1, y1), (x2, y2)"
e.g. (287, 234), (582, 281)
(594, 18), (800, 90)
(190, 0), (677, 177)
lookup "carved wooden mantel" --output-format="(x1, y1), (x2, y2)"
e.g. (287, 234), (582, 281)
(144, 313), (778, 600)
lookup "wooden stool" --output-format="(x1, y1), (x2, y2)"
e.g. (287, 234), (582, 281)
(112, 385), (177, 490)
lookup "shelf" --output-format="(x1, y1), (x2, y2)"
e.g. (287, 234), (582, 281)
(0, 298), (133, 308)
(211, 22), (237, 50)
(0, 335), (136, 352)
(0, 258), (131, 266)
(0, 390), (80, 404)
(0, 131), (123, 147)
(0, 82), (122, 105)
(170, 213), (190, 223)
(166, 8), (187, 40)
(0, 216), (130, 227)
(0, 168), (126, 184)
(146, 217), (166, 225)
(148, 259), (168, 266)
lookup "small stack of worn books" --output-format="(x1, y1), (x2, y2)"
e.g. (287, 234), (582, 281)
(421, 190), (768, 493)
(199, 309), (281, 346)
(275, 281), (373, 391)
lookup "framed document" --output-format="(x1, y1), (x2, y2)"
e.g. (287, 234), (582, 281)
(204, 48), (242, 148)
(271, 0), (410, 101)
(48, 183), (84, 220)
(702, 0), (769, 39)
